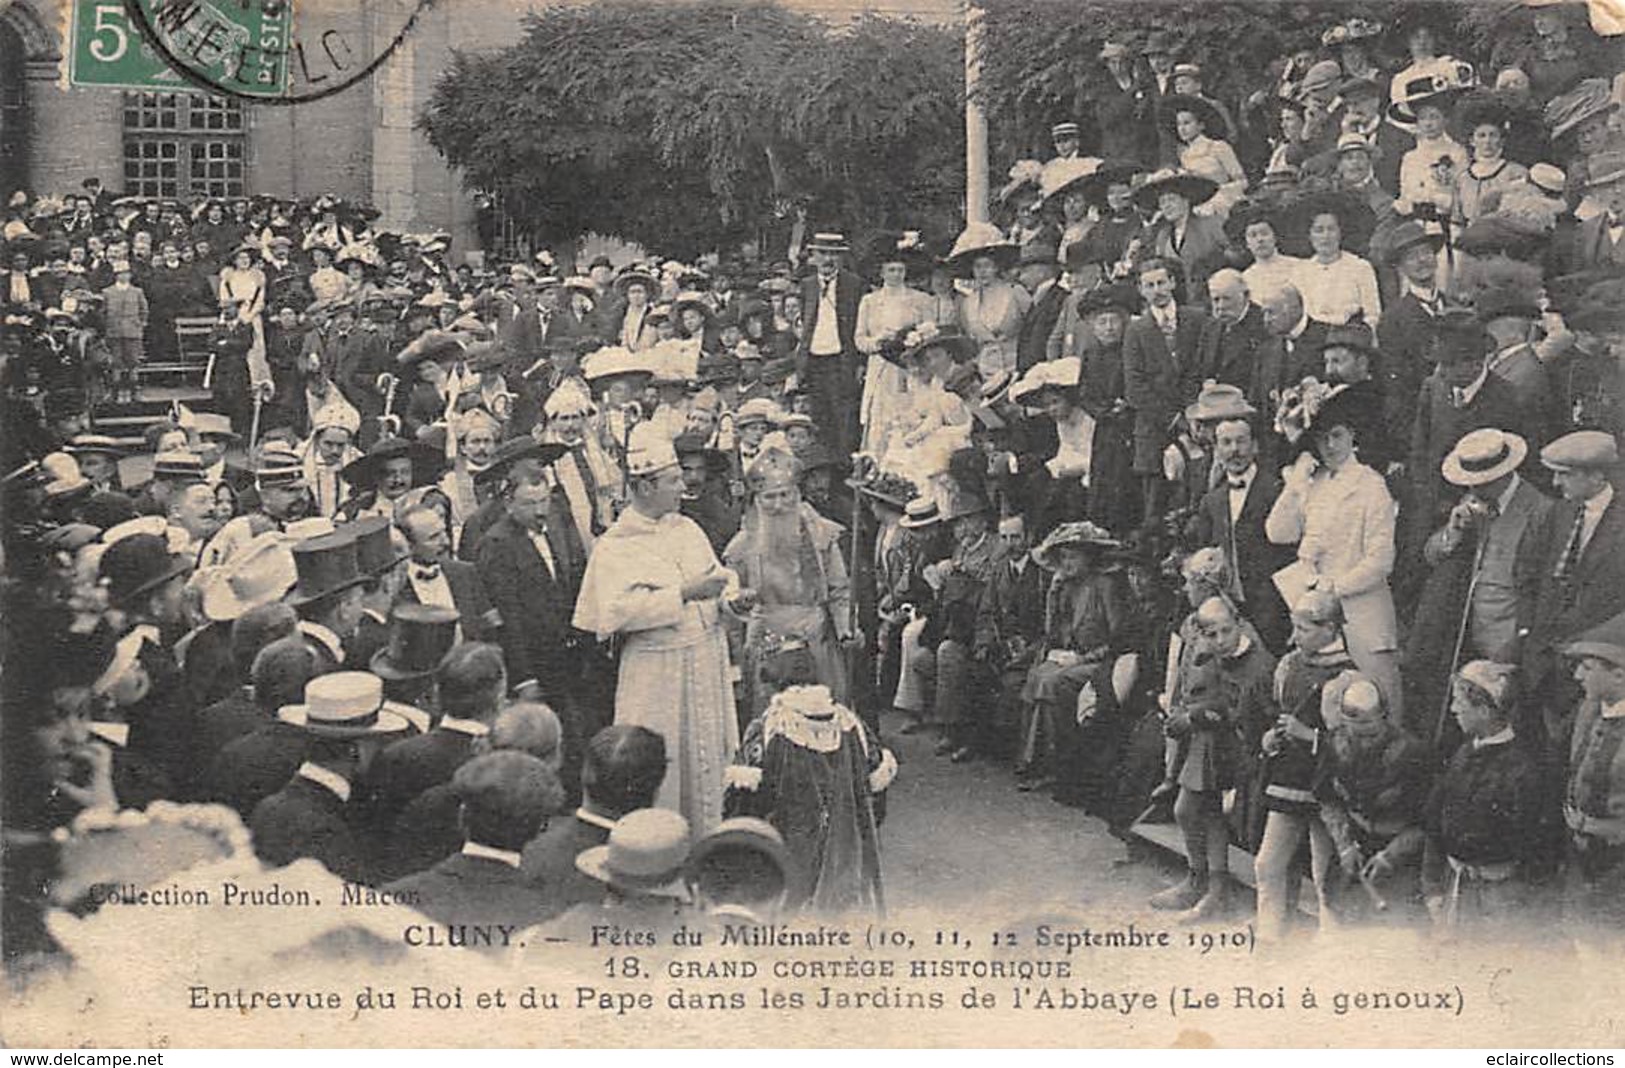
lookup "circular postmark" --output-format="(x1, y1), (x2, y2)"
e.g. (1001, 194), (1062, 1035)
(120, 0), (436, 105)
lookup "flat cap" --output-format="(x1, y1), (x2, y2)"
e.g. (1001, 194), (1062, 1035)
(1540, 430), (1620, 472)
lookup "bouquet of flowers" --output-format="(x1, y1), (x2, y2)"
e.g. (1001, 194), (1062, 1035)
(1273, 375), (1337, 444)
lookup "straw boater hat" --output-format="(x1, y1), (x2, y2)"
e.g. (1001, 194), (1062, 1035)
(1132, 168), (1218, 212)
(806, 232), (851, 254)
(1032, 521), (1121, 570)
(371, 603), (461, 682)
(277, 671), (414, 739)
(576, 808), (692, 899)
(945, 222), (1019, 278)
(1441, 428), (1527, 488)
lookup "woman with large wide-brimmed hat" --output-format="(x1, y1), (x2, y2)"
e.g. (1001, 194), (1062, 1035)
(1038, 157), (1100, 264)
(855, 231), (934, 456)
(1134, 169), (1229, 304)
(1016, 520), (1142, 799)
(946, 222), (1030, 380)
(1165, 95), (1248, 221)
(1265, 384), (1404, 723)
(1287, 189), (1382, 327)
(878, 321), (977, 508)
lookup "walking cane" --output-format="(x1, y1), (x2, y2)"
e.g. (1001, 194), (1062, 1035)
(1432, 532), (1488, 751)
(249, 385), (265, 454)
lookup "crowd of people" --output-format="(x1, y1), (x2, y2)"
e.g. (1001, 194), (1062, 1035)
(5, 3), (1625, 972)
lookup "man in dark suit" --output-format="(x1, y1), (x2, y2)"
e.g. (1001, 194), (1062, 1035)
(476, 464), (586, 710)
(364, 641), (507, 828)
(204, 636), (318, 818)
(1190, 417), (1292, 652)
(1197, 269), (1269, 391)
(523, 724), (668, 913)
(1122, 257), (1211, 522)
(1377, 221), (1448, 437)
(397, 502), (500, 642)
(383, 751), (563, 939)
(1517, 431), (1625, 738)
(795, 232), (865, 456)
(249, 673), (416, 886)
(1567, 152), (1625, 271)
(970, 516), (1048, 754)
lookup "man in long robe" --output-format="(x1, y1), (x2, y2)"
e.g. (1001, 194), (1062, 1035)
(573, 424), (745, 835)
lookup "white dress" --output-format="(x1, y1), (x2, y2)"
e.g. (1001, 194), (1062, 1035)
(855, 285), (932, 456)
(1180, 136), (1248, 221)
(573, 506), (741, 834)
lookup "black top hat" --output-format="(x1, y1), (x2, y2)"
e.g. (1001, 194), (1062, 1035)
(370, 603), (460, 681)
(340, 437), (448, 493)
(349, 514), (403, 576)
(287, 530), (368, 606)
(99, 533), (190, 606)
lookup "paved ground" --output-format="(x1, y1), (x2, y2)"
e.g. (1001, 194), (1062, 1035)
(875, 710), (1183, 926)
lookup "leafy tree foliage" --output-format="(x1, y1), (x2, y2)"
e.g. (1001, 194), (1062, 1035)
(419, 1), (965, 259)
(973, 0), (1558, 161)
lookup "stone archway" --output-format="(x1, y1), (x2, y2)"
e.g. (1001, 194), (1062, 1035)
(0, 0), (61, 197)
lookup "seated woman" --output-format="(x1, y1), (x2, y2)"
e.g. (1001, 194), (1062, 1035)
(878, 323), (976, 511)
(1018, 522), (1145, 806)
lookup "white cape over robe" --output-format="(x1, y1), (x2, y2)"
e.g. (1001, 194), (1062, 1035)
(573, 506), (740, 834)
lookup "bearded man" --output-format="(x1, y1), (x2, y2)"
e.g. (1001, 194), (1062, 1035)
(724, 445), (854, 719)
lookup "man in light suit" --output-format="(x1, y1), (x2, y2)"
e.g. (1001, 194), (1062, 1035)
(795, 232), (865, 455)
(1190, 417), (1292, 652)
(383, 751), (563, 939)
(1121, 257), (1211, 522)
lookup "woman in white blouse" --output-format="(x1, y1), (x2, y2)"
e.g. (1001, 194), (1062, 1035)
(854, 238), (932, 456)
(1169, 96), (1248, 221)
(217, 245), (270, 397)
(1265, 390), (1403, 721)
(1292, 198), (1381, 327)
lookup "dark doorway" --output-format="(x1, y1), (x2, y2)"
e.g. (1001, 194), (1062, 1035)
(0, 20), (25, 200)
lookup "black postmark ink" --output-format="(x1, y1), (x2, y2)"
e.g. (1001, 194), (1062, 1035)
(120, 0), (436, 106)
